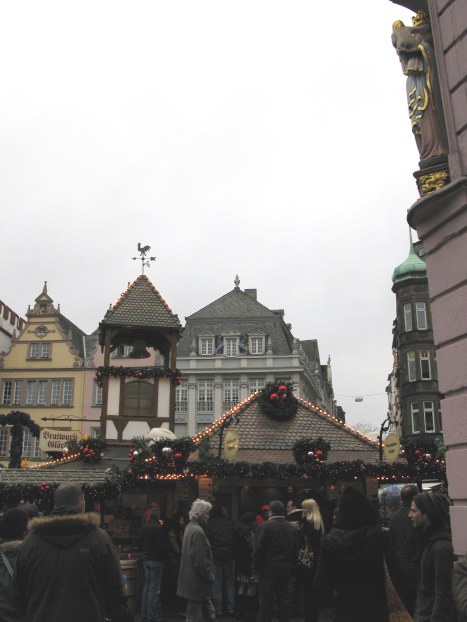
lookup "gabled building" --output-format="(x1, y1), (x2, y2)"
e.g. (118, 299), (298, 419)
(98, 274), (182, 441)
(0, 283), (88, 462)
(175, 277), (334, 436)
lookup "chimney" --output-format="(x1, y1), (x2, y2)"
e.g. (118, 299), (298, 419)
(244, 289), (257, 301)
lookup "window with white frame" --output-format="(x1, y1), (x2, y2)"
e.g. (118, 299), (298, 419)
(0, 428), (10, 457)
(424, 401), (435, 432)
(20, 379), (74, 407)
(2, 381), (12, 405)
(94, 384), (103, 406)
(91, 427), (101, 439)
(26, 381), (37, 405)
(420, 350), (431, 380)
(22, 429), (42, 459)
(403, 304), (413, 331)
(248, 378), (266, 394)
(197, 380), (213, 411)
(113, 345), (132, 358)
(175, 379), (188, 412)
(407, 352), (417, 382)
(416, 302), (427, 330)
(411, 402), (421, 433)
(199, 337), (214, 356)
(29, 342), (51, 359)
(223, 379), (239, 409)
(51, 380), (61, 405)
(62, 380), (73, 405)
(249, 336), (265, 355)
(37, 380), (48, 405)
(224, 337), (238, 358)
(13, 381), (24, 405)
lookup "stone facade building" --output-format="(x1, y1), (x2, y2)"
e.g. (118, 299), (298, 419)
(391, 236), (443, 443)
(175, 278), (334, 436)
(391, 0), (467, 551)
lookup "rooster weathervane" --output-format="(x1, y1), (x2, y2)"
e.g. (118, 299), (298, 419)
(132, 243), (156, 275)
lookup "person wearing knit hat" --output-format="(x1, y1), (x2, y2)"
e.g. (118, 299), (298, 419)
(409, 492), (456, 621)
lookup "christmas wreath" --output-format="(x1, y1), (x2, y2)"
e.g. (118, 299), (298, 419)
(258, 381), (298, 421)
(293, 437), (331, 465)
(66, 437), (107, 464)
(401, 438), (445, 466)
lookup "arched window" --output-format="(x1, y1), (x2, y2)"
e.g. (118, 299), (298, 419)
(123, 381), (154, 417)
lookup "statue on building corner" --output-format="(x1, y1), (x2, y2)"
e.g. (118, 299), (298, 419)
(391, 11), (448, 169)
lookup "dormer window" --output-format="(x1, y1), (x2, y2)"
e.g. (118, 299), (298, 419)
(199, 336), (214, 356)
(225, 337), (238, 357)
(248, 331), (265, 355)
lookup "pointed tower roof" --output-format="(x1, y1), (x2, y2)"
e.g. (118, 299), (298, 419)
(392, 230), (427, 285)
(101, 275), (181, 331)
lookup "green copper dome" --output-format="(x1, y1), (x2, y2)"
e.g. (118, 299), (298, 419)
(392, 232), (427, 284)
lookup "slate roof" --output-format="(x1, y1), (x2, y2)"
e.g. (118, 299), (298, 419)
(178, 288), (294, 356)
(196, 395), (380, 464)
(101, 275), (181, 331)
(0, 445), (130, 485)
(57, 314), (88, 358)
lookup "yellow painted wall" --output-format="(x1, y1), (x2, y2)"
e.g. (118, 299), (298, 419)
(0, 312), (85, 464)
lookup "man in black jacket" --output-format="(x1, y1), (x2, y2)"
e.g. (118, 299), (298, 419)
(254, 500), (298, 622)
(13, 482), (131, 622)
(141, 506), (169, 622)
(409, 492), (456, 622)
(389, 484), (420, 615)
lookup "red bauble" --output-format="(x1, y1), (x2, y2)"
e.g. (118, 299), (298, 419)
(415, 449), (421, 455)
(270, 393), (279, 400)
(174, 452), (182, 460)
(278, 385), (287, 392)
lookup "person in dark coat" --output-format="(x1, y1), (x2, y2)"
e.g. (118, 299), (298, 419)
(13, 482), (131, 622)
(388, 484), (420, 615)
(0, 509), (28, 622)
(234, 511), (257, 621)
(254, 499), (298, 622)
(141, 506), (169, 622)
(409, 491), (456, 622)
(313, 486), (388, 622)
(177, 498), (216, 622)
(297, 499), (323, 622)
(207, 504), (235, 617)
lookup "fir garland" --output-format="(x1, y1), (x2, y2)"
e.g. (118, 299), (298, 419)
(65, 437), (107, 464)
(130, 437), (194, 471)
(258, 381), (298, 421)
(293, 437), (331, 465)
(401, 438), (445, 466)
(0, 411), (40, 469)
(95, 366), (183, 387)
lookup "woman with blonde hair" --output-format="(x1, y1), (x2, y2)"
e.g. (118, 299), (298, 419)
(297, 499), (324, 622)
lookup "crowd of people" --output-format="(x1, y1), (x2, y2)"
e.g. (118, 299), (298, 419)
(0, 483), (467, 622)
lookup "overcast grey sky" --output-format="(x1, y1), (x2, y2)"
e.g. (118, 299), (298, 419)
(1, 1), (420, 428)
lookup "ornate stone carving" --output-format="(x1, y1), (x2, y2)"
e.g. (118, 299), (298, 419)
(416, 169), (450, 195)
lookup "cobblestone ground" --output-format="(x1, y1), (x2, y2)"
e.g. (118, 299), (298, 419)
(133, 607), (336, 621)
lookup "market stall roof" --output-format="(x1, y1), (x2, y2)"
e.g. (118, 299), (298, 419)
(0, 445), (130, 485)
(192, 394), (381, 464)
